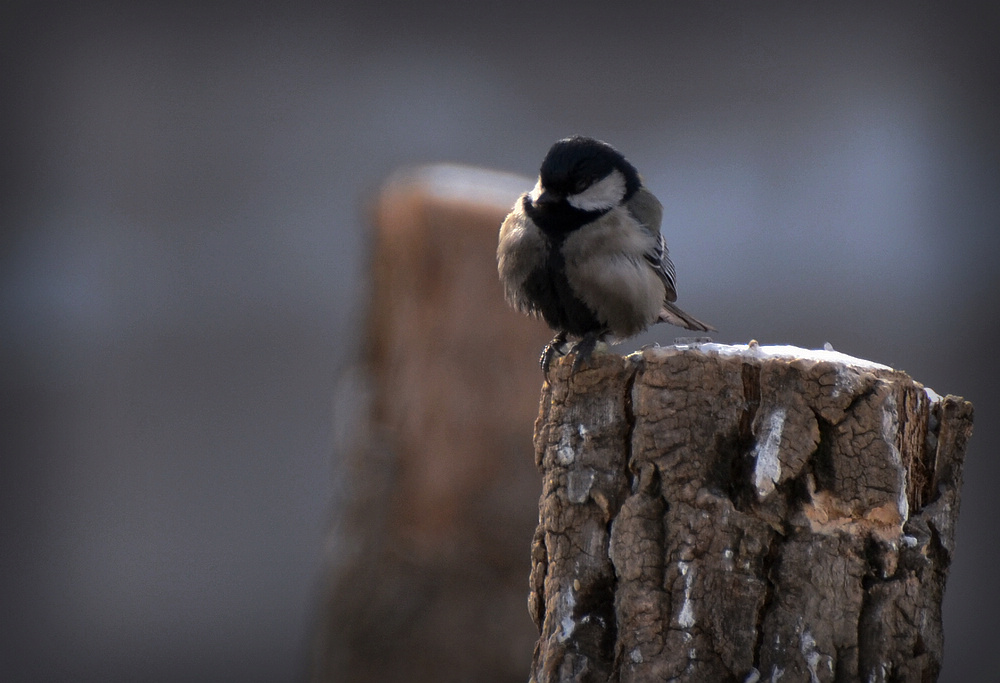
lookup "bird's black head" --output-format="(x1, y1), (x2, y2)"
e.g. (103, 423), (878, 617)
(525, 136), (642, 235)
(538, 136), (641, 204)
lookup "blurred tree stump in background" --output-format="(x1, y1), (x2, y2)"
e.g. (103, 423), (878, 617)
(313, 165), (551, 683)
(530, 344), (973, 683)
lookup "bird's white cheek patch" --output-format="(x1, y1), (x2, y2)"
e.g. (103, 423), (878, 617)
(566, 169), (626, 211)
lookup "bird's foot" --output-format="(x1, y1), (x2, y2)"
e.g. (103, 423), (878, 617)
(540, 332), (569, 376)
(570, 333), (600, 373)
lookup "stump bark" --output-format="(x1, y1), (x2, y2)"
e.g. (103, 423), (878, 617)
(529, 343), (973, 683)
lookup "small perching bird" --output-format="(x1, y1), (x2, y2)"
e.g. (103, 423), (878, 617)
(497, 136), (715, 373)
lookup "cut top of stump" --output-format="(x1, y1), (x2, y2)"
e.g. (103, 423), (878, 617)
(681, 341), (892, 372)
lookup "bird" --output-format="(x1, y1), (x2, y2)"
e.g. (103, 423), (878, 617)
(497, 136), (715, 374)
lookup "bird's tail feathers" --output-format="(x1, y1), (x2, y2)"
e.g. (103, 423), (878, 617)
(658, 302), (716, 332)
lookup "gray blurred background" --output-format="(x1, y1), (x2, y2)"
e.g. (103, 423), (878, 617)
(1, 1), (997, 681)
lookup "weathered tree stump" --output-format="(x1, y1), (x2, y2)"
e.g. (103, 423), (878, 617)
(529, 343), (973, 683)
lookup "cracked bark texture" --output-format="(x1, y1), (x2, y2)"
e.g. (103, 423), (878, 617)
(530, 345), (973, 683)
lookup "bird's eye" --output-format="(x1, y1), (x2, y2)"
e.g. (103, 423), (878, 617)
(573, 179), (589, 193)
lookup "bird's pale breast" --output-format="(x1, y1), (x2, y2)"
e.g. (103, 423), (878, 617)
(561, 207), (665, 338)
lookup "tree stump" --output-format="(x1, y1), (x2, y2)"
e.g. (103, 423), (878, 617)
(313, 165), (551, 683)
(529, 343), (973, 683)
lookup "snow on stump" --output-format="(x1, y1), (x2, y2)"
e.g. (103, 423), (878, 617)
(529, 342), (973, 683)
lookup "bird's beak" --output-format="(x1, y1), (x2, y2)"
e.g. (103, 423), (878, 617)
(534, 191), (560, 207)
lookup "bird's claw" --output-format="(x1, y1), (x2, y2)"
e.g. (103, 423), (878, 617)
(540, 332), (603, 376)
(540, 332), (569, 376)
(570, 334), (599, 373)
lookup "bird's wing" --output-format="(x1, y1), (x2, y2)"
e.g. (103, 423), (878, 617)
(626, 187), (678, 302)
(625, 186), (663, 234)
